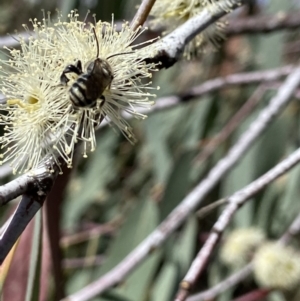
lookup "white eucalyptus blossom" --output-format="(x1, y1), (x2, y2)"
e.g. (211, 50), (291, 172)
(253, 242), (300, 290)
(150, 0), (236, 58)
(0, 11), (158, 174)
(220, 227), (265, 267)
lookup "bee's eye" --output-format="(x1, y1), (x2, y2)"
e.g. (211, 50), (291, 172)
(102, 66), (110, 76)
(87, 61), (95, 72)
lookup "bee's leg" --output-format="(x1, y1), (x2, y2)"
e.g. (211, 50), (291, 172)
(60, 61), (83, 86)
(92, 96), (106, 127)
(99, 95), (106, 108)
(60, 72), (70, 86)
(75, 60), (83, 73)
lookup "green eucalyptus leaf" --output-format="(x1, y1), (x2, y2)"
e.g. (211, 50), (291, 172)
(149, 263), (178, 301)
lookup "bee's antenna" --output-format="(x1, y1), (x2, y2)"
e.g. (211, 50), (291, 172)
(106, 52), (134, 60)
(92, 27), (99, 58)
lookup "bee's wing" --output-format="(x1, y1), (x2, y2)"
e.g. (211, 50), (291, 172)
(0, 94), (7, 104)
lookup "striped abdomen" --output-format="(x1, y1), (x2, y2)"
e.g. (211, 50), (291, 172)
(69, 73), (102, 108)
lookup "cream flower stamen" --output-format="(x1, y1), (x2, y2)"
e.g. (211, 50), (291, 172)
(0, 11), (158, 174)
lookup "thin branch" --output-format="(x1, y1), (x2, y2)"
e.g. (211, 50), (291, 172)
(0, 173), (35, 205)
(112, 65), (294, 126)
(196, 198), (228, 219)
(149, 10), (300, 37)
(188, 208), (300, 301)
(186, 264), (253, 301)
(227, 11), (300, 36)
(194, 84), (266, 164)
(279, 212), (300, 245)
(285, 40), (300, 55)
(62, 56), (300, 301)
(0, 174), (55, 264)
(46, 165), (73, 300)
(192, 78), (300, 166)
(183, 65), (294, 98)
(0, 164), (56, 206)
(60, 223), (116, 247)
(63, 255), (105, 269)
(146, 0), (244, 68)
(0, 160), (58, 264)
(130, 0), (156, 31)
(175, 146), (300, 300)
(2, 9), (300, 49)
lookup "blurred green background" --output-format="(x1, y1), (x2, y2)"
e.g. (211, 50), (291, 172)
(1, 0), (300, 301)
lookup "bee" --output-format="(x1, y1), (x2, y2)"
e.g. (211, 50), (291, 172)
(60, 28), (132, 109)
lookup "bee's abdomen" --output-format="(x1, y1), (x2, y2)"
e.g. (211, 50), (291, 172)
(69, 75), (96, 108)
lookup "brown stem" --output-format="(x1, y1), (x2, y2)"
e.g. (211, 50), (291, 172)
(130, 0), (156, 31)
(45, 164), (73, 300)
(227, 11), (300, 36)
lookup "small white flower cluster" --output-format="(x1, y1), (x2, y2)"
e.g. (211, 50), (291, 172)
(150, 0), (236, 58)
(220, 227), (265, 267)
(253, 242), (300, 290)
(0, 11), (158, 174)
(221, 227), (300, 291)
